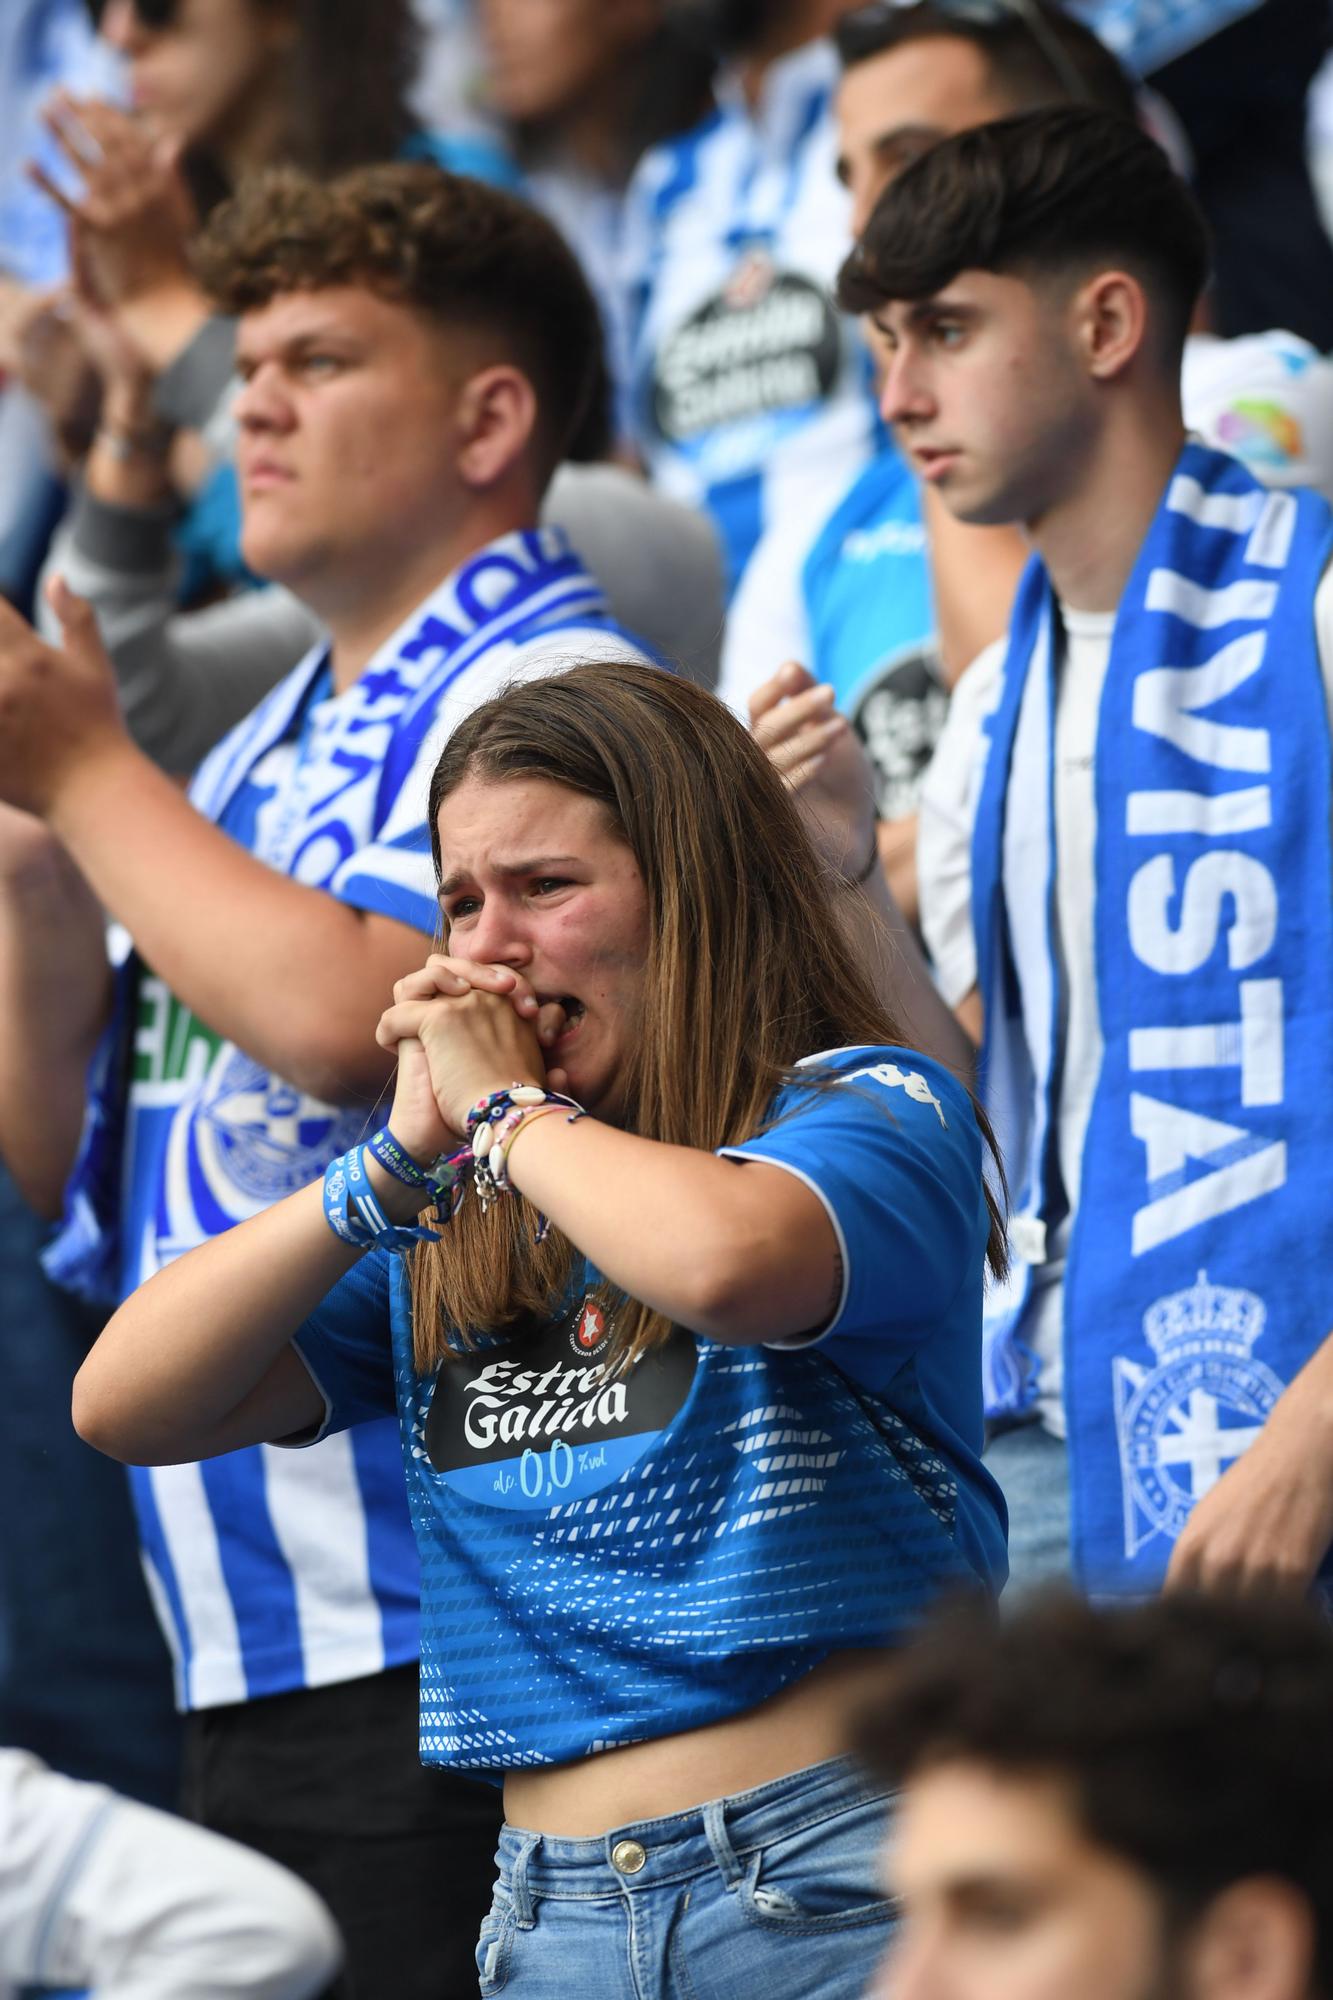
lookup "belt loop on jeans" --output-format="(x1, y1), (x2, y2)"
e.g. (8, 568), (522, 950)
(509, 1833), (541, 1929)
(702, 1797), (745, 1890)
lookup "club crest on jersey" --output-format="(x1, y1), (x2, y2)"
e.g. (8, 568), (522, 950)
(572, 1299), (609, 1356)
(1113, 1270), (1285, 1561)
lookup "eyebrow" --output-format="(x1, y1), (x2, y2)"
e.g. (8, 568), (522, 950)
(873, 120), (944, 157)
(887, 297), (980, 336)
(437, 855), (583, 899)
(235, 328), (366, 373)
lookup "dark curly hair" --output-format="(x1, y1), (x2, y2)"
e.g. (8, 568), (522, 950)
(194, 160), (610, 475)
(839, 105), (1209, 361)
(855, 1589), (1333, 1986)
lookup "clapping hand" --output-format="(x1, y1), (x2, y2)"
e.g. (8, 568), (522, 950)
(29, 94), (197, 320)
(0, 579), (126, 817)
(749, 661), (878, 883)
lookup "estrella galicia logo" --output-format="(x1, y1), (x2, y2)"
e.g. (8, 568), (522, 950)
(423, 1297), (697, 1512)
(651, 254), (840, 446)
(573, 1299), (607, 1354)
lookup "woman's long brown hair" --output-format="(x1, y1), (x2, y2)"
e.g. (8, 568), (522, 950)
(409, 661), (1006, 1372)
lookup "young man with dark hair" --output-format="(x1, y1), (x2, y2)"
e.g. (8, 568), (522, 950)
(858, 1590), (1333, 2000)
(721, 0), (1333, 922)
(0, 161), (650, 1998)
(840, 106), (1333, 1602)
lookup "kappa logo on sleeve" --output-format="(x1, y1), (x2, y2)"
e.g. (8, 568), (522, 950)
(846, 1061), (949, 1128)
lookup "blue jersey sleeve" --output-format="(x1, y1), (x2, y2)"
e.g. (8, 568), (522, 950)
(290, 1251), (397, 1441)
(719, 1047), (986, 1345)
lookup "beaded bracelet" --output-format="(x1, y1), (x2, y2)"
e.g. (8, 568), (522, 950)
(465, 1084), (586, 1215)
(323, 1089), (587, 1252)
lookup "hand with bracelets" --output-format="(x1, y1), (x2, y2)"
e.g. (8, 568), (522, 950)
(319, 956), (583, 1254)
(374, 953), (574, 1169)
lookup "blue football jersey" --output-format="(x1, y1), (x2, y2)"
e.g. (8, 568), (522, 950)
(291, 1047), (1007, 1771)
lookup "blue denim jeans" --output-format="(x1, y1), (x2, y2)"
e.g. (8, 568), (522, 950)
(984, 1421), (1073, 1603)
(476, 1756), (895, 1999)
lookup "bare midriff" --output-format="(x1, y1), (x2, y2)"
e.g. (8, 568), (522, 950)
(501, 1647), (894, 1837)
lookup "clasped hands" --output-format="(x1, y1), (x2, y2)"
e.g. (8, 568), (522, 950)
(375, 957), (573, 1166)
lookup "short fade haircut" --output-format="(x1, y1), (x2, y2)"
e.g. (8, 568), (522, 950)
(194, 161), (610, 482)
(835, 0), (1137, 121)
(856, 1591), (1333, 1986)
(838, 106), (1209, 361)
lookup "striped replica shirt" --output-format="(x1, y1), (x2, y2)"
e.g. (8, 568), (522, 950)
(620, 37), (882, 598)
(120, 529), (649, 1708)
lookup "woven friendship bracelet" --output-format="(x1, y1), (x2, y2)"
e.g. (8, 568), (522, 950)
(322, 1142), (442, 1255)
(366, 1126), (470, 1205)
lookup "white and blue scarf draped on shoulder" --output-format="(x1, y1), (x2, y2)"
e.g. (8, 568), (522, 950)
(972, 441), (1333, 1593)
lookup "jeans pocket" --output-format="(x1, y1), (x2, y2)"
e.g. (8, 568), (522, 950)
(476, 1883), (517, 1995)
(738, 1791), (897, 1935)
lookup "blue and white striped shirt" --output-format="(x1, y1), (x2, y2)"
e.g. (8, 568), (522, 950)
(119, 530), (649, 1709)
(621, 37), (882, 598)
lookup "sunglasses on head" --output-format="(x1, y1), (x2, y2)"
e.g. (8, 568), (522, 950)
(843, 0), (1091, 106)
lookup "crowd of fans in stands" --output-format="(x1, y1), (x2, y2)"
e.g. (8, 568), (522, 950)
(2, 3), (1333, 1996)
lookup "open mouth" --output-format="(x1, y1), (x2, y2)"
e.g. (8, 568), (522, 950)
(542, 995), (586, 1041)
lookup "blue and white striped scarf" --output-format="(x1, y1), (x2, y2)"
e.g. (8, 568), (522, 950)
(973, 442), (1333, 1592)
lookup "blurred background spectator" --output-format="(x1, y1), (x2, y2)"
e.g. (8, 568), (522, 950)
(1072, 0), (1333, 347)
(619, 0), (885, 598)
(477, 0), (714, 433)
(1, 1747), (342, 1999)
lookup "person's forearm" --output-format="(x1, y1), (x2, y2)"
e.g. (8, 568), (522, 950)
(846, 859), (976, 1081)
(0, 817), (110, 1214)
(46, 742), (401, 1103)
(84, 376), (173, 513)
(38, 487), (320, 775)
(73, 1176), (367, 1464)
(114, 280), (214, 382)
(501, 1114), (829, 1341)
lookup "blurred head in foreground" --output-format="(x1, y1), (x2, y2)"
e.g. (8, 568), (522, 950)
(857, 1591), (1333, 2000)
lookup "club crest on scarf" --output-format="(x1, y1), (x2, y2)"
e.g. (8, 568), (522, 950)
(1113, 1269), (1285, 1561)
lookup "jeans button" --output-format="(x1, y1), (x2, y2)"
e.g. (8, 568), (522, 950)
(611, 1838), (648, 1875)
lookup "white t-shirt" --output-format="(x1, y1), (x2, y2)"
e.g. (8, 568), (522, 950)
(919, 569), (1333, 1433)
